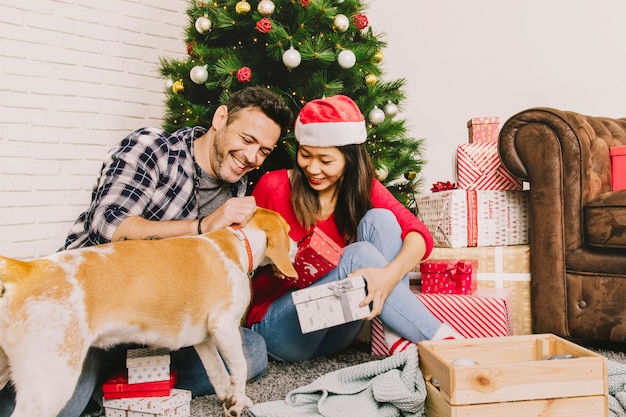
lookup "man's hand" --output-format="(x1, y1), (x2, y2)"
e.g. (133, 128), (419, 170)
(200, 196), (257, 233)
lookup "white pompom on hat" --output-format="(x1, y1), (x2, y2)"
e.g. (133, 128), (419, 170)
(295, 95), (367, 147)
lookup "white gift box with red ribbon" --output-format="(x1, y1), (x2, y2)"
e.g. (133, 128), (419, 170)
(103, 388), (191, 417)
(415, 189), (529, 248)
(371, 288), (513, 356)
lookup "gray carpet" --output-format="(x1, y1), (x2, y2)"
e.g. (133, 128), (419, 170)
(188, 340), (626, 416)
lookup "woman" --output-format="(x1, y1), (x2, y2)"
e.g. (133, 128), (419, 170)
(246, 95), (459, 362)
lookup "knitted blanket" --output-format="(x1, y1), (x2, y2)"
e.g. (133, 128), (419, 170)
(247, 344), (425, 417)
(610, 360), (626, 417)
(248, 348), (626, 417)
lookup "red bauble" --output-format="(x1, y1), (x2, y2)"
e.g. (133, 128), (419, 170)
(299, 0), (309, 7)
(186, 42), (195, 57)
(236, 67), (252, 83)
(352, 14), (369, 30)
(255, 17), (272, 34)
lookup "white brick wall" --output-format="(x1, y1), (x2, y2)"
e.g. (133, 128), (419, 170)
(0, 0), (188, 259)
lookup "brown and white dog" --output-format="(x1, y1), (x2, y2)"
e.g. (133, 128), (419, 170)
(0, 208), (298, 417)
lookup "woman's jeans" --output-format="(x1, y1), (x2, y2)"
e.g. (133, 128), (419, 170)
(251, 208), (443, 362)
(0, 328), (266, 417)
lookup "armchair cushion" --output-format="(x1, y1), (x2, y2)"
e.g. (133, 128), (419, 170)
(585, 190), (626, 249)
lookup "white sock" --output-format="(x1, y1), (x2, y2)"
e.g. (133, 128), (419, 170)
(383, 324), (413, 355)
(432, 323), (464, 340)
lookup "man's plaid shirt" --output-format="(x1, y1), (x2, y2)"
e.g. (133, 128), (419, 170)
(62, 126), (206, 250)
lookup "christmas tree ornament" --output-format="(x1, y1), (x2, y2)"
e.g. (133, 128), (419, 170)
(336, 0), (345, 3)
(365, 73), (377, 86)
(186, 42), (195, 56)
(337, 50), (356, 69)
(163, 78), (174, 91)
(299, 0), (310, 7)
(195, 16), (212, 34)
(235, 0), (251, 14)
(190, 65), (209, 84)
(334, 14), (349, 32)
(368, 106), (385, 125)
(257, 0), (275, 16)
(373, 50), (384, 63)
(352, 14), (369, 30)
(236, 66), (252, 83)
(383, 101), (399, 117)
(282, 47), (301, 69)
(172, 80), (185, 94)
(405, 171), (417, 181)
(255, 17), (272, 33)
(376, 164), (389, 181)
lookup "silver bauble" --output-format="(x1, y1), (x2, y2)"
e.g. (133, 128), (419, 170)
(337, 50), (356, 69)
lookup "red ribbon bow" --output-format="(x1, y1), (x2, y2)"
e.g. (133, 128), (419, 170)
(431, 181), (456, 192)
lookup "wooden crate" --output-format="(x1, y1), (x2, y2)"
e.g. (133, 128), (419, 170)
(418, 334), (608, 417)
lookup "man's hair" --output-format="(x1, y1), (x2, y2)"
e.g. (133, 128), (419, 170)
(226, 87), (293, 133)
(290, 144), (375, 243)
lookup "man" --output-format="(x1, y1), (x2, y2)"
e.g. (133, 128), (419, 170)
(0, 86), (293, 417)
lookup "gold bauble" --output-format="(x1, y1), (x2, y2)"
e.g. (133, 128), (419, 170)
(373, 50), (384, 63)
(365, 73), (377, 86)
(235, 0), (251, 14)
(405, 171), (417, 181)
(172, 80), (185, 94)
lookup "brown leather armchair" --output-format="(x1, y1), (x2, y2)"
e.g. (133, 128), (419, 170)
(498, 108), (626, 343)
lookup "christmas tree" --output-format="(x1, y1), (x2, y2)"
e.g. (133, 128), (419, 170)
(159, 0), (425, 208)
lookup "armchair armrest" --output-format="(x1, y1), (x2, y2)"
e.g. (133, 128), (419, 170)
(498, 108), (626, 337)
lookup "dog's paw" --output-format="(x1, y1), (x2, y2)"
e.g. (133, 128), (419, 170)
(222, 394), (251, 417)
(212, 377), (233, 401)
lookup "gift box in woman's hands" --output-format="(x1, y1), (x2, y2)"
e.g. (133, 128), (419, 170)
(293, 228), (343, 288)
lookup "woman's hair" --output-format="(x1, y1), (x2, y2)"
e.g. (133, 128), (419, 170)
(290, 144), (375, 243)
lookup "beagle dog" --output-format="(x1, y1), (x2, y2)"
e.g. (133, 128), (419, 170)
(0, 208), (298, 417)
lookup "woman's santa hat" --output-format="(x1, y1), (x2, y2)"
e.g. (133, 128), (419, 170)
(295, 95), (367, 147)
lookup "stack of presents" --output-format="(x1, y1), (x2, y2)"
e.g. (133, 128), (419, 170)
(101, 348), (191, 417)
(369, 116), (532, 356)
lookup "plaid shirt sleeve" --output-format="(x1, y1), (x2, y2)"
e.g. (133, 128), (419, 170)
(62, 127), (199, 250)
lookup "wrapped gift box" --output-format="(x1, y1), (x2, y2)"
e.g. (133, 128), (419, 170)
(415, 189), (529, 248)
(293, 227), (343, 288)
(371, 288), (512, 356)
(467, 116), (500, 143)
(420, 259), (477, 294)
(126, 348), (171, 384)
(418, 334), (608, 417)
(103, 388), (191, 417)
(428, 245), (531, 336)
(456, 142), (522, 190)
(610, 145), (626, 191)
(292, 275), (370, 334)
(103, 371), (177, 400)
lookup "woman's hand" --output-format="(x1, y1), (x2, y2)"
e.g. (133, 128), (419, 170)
(351, 267), (403, 320)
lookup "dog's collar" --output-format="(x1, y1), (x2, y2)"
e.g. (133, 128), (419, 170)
(226, 226), (253, 276)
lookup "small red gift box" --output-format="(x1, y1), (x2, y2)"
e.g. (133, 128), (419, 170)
(420, 259), (478, 295)
(102, 371), (177, 400)
(467, 117), (500, 143)
(293, 228), (343, 288)
(610, 145), (626, 191)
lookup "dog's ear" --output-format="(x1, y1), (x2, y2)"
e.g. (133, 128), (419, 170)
(254, 209), (298, 279)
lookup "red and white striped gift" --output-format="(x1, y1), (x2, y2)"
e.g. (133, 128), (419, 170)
(371, 288), (513, 356)
(456, 142), (522, 190)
